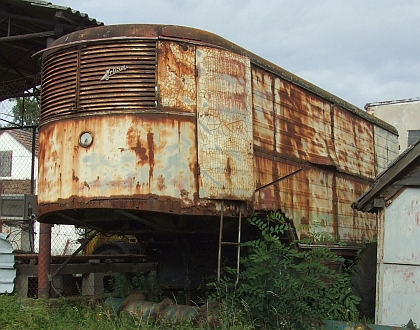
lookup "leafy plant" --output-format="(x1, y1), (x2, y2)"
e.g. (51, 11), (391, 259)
(108, 271), (164, 301)
(209, 212), (360, 329)
(319, 264), (361, 321)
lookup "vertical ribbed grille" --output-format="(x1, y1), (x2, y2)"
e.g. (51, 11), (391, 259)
(41, 50), (78, 122)
(79, 41), (157, 111)
(40, 40), (157, 123)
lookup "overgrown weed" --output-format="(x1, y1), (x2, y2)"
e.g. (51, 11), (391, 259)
(207, 212), (360, 329)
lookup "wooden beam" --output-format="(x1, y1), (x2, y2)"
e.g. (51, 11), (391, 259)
(0, 31), (55, 43)
(16, 262), (158, 276)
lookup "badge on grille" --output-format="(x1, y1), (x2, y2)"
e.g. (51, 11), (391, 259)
(101, 65), (128, 81)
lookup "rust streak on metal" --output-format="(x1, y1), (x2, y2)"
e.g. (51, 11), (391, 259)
(147, 132), (155, 183)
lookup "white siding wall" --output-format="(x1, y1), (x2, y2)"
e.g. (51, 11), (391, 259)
(0, 132), (38, 184)
(377, 187), (420, 325)
(367, 100), (420, 153)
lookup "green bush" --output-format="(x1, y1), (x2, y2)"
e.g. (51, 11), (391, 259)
(209, 212), (360, 329)
(109, 272), (163, 301)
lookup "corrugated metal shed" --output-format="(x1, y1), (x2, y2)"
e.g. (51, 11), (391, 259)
(353, 138), (420, 326)
(0, 233), (16, 293)
(353, 139), (420, 212)
(0, 0), (103, 101)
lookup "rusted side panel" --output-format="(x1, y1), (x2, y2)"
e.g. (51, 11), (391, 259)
(334, 105), (375, 178)
(252, 66), (275, 151)
(196, 47), (254, 200)
(254, 156), (280, 211)
(275, 80), (337, 165)
(38, 114), (197, 206)
(279, 167), (336, 240)
(254, 154), (375, 243)
(335, 176), (377, 243)
(374, 125), (399, 175)
(157, 42), (196, 113)
(254, 156), (335, 240)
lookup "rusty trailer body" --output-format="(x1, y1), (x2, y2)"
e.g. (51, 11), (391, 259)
(38, 24), (398, 255)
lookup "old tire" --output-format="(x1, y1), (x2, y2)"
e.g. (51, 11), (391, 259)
(351, 242), (377, 319)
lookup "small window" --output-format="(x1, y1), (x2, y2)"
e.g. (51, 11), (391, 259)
(0, 151), (12, 177)
(408, 130), (420, 147)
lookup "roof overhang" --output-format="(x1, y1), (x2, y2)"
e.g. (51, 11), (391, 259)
(0, 0), (103, 101)
(353, 140), (420, 213)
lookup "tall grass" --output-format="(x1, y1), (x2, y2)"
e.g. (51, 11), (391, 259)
(0, 295), (250, 330)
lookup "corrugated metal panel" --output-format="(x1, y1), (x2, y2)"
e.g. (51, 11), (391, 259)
(158, 42), (196, 113)
(334, 105), (375, 178)
(196, 47), (254, 200)
(276, 79), (337, 165)
(374, 125), (399, 175)
(0, 233), (15, 293)
(38, 114), (197, 205)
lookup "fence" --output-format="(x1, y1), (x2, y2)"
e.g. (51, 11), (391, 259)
(0, 93), (91, 298)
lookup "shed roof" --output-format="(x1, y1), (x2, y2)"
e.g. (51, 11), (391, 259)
(353, 139), (420, 213)
(0, 128), (38, 156)
(0, 0), (103, 101)
(365, 97), (420, 110)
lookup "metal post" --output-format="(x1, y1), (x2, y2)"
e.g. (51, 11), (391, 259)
(30, 127), (36, 195)
(49, 230), (98, 280)
(38, 223), (51, 298)
(21, 97), (24, 127)
(235, 206), (242, 288)
(217, 201), (224, 284)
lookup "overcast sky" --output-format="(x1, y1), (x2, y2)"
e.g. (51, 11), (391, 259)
(50, 0), (420, 110)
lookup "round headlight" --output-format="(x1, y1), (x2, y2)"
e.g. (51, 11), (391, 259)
(79, 131), (93, 148)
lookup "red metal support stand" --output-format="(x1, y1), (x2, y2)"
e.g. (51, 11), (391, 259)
(38, 223), (51, 298)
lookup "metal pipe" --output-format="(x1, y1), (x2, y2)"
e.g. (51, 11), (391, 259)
(235, 205), (242, 288)
(38, 223), (51, 298)
(30, 127), (36, 195)
(255, 168), (302, 191)
(49, 230), (98, 280)
(217, 201), (224, 284)
(0, 31), (55, 43)
(21, 97), (24, 127)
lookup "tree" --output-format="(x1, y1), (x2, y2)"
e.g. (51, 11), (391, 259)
(10, 96), (40, 127)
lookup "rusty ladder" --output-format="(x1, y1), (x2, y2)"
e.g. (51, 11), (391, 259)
(217, 201), (242, 288)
